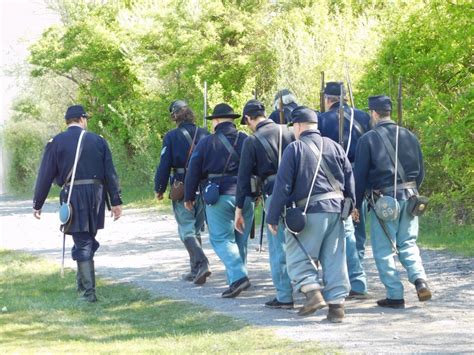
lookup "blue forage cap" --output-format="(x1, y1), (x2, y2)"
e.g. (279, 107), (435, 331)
(65, 105), (88, 120)
(169, 100), (187, 115)
(324, 82), (346, 96)
(241, 99), (265, 124)
(368, 95), (392, 111)
(290, 106), (318, 125)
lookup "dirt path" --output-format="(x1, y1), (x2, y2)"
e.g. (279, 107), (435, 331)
(1, 196), (473, 353)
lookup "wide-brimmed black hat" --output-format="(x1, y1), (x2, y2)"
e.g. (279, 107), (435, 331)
(206, 103), (240, 120)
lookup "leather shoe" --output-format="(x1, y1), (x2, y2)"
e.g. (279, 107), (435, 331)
(264, 298), (294, 309)
(298, 289), (326, 316)
(346, 290), (369, 300)
(415, 278), (432, 302)
(221, 277), (250, 298)
(377, 298), (405, 309)
(193, 261), (211, 285)
(327, 304), (344, 323)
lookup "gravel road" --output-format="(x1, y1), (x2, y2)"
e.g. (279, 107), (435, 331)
(1, 196), (473, 353)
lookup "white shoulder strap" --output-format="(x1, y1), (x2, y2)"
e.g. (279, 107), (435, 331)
(66, 130), (86, 205)
(303, 138), (324, 214)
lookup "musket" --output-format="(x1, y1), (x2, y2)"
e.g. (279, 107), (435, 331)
(320, 71), (325, 113)
(258, 208), (265, 253)
(397, 77), (403, 126)
(203, 81), (208, 128)
(278, 93), (284, 124)
(345, 64), (355, 108)
(338, 83), (344, 147)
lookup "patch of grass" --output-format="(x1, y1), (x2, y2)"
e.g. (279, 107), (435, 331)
(0, 250), (326, 354)
(419, 217), (474, 257)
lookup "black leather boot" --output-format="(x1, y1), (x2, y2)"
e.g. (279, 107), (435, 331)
(327, 304), (345, 323)
(77, 260), (97, 302)
(76, 262), (85, 292)
(182, 238), (197, 281)
(183, 237), (211, 285)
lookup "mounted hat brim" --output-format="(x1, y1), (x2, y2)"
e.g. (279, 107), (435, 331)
(205, 113), (241, 119)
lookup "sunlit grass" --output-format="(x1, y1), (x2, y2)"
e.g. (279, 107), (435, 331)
(0, 250), (326, 354)
(419, 217), (473, 257)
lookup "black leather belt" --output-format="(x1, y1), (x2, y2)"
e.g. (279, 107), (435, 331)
(65, 179), (103, 186)
(208, 173), (235, 178)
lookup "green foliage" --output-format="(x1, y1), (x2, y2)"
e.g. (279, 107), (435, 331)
(2, 117), (49, 193)
(358, 1), (473, 222)
(5, 0), (471, 224)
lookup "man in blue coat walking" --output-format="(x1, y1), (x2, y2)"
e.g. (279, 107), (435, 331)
(353, 95), (431, 309)
(235, 99), (295, 309)
(319, 82), (369, 299)
(33, 105), (122, 302)
(154, 100), (211, 284)
(267, 106), (353, 322)
(184, 103), (255, 298)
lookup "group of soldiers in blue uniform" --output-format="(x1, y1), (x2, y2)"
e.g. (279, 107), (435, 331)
(33, 82), (432, 322)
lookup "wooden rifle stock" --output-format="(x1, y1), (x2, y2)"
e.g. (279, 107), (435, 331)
(320, 71), (325, 113)
(278, 94), (284, 124)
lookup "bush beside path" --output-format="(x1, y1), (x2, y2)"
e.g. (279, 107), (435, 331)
(1, 196), (473, 353)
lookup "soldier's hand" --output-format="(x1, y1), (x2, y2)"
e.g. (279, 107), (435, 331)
(155, 192), (164, 201)
(234, 208), (245, 234)
(184, 200), (194, 211)
(111, 205), (122, 221)
(352, 208), (360, 223)
(268, 224), (278, 235)
(33, 209), (41, 220)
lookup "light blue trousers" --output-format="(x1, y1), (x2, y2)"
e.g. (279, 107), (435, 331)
(264, 196), (293, 303)
(206, 195), (254, 285)
(285, 212), (350, 303)
(344, 216), (368, 294)
(354, 199), (368, 261)
(172, 196), (205, 242)
(370, 200), (427, 299)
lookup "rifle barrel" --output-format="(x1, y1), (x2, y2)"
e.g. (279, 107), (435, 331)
(320, 71), (325, 113)
(203, 81), (208, 127)
(338, 84), (344, 147)
(345, 64), (355, 108)
(397, 78), (402, 126)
